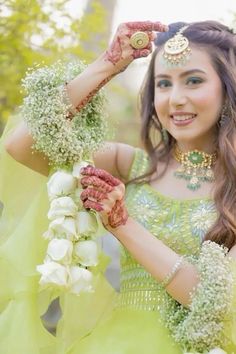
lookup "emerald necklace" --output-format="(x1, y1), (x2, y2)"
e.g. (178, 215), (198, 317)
(173, 145), (217, 191)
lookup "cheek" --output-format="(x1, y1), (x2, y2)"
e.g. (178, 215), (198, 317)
(154, 92), (167, 117)
(191, 90), (216, 110)
(192, 88), (223, 121)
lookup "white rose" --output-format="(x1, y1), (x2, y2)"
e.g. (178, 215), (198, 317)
(48, 196), (78, 220)
(37, 261), (68, 286)
(76, 211), (98, 236)
(72, 161), (91, 178)
(47, 238), (73, 264)
(47, 171), (77, 200)
(68, 266), (93, 294)
(74, 240), (99, 266)
(208, 349), (227, 354)
(48, 216), (77, 240)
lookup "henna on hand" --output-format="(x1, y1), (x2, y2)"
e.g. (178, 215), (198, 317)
(81, 166), (120, 186)
(66, 21), (167, 117)
(81, 175), (113, 193)
(104, 21), (168, 70)
(107, 197), (129, 228)
(80, 188), (108, 202)
(80, 166), (129, 228)
(83, 199), (103, 212)
(125, 21), (168, 32)
(66, 74), (115, 119)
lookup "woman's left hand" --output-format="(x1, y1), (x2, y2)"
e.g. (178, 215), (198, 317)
(80, 166), (129, 229)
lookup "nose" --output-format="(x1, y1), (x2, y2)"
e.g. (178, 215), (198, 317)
(168, 85), (187, 108)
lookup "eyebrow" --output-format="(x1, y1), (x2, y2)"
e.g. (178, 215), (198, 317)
(154, 69), (207, 79)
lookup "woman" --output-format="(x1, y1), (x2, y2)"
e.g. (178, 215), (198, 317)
(2, 20), (236, 354)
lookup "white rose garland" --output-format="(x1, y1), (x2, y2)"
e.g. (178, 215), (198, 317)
(37, 162), (101, 295)
(21, 60), (109, 295)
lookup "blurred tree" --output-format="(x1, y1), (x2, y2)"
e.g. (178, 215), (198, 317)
(0, 0), (113, 127)
(0, 0), (140, 146)
(81, 0), (117, 54)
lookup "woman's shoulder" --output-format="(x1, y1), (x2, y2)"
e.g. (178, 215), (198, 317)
(93, 142), (136, 182)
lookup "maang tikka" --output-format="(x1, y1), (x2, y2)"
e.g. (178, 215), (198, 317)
(162, 26), (191, 67)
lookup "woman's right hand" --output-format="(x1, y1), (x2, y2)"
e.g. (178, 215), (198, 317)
(65, 21), (168, 115)
(104, 21), (168, 74)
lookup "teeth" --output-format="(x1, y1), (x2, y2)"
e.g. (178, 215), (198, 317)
(172, 115), (195, 121)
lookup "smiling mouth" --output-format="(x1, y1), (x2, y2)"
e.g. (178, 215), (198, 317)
(170, 114), (197, 121)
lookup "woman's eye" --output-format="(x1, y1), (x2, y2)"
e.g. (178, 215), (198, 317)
(186, 77), (203, 85)
(156, 80), (172, 88)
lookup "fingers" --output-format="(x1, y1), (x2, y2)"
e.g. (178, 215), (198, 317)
(148, 31), (157, 42)
(83, 200), (103, 212)
(81, 176), (113, 193)
(132, 47), (152, 59)
(80, 167), (127, 227)
(80, 188), (107, 202)
(125, 21), (168, 32)
(81, 166), (121, 187)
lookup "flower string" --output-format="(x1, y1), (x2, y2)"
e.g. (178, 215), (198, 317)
(37, 161), (103, 295)
(20, 60), (109, 294)
(159, 241), (234, 353)
(21, 60), (108, 167)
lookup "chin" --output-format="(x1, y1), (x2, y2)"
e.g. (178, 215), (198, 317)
(170, 130), (199, 141)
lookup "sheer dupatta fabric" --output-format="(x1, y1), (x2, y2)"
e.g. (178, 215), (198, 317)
(0, 115), (116, 354)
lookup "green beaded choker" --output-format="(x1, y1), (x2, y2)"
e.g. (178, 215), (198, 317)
(173, 145), (217, 191)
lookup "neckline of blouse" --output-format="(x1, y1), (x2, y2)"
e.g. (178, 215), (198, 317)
(144, 183), (213, 204)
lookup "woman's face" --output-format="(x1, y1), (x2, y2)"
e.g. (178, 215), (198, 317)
(154, 46), (224, 151)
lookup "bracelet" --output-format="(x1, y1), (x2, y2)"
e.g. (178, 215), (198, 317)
(21, 60), (107, 167)
(160, 256), (184, 288)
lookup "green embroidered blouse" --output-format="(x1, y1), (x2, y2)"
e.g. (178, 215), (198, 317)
(116, 148), (218, 311)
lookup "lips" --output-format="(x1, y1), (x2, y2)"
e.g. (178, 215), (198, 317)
(170, 113), (197, 126)
(170, 113), (197, 120)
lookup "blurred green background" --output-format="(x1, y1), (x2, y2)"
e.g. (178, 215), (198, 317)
(1, 0), (236, 146)
(0, 0), (141, 146)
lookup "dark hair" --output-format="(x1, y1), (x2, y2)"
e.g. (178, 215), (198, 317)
(138, 20), (236, 249)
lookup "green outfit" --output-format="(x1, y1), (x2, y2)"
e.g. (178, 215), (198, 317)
(0, 117), (235, 354)
(66, 149), (234, 354)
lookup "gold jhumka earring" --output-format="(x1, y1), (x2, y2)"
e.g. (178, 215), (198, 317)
(162, 26), (191, 67)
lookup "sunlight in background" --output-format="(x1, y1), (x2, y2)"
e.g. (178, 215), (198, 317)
(69, 0), (236, 30)
(114, 0), (236, 28)
(67, 0), (236, 89)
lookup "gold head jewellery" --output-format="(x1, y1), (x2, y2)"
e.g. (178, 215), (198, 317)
(162, 26), (191, 67)
(130, 31), (150, 49)
(173, 145), (217, 191)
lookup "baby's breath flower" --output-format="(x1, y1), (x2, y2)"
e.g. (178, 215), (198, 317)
(159, 241), (234, 353)
(21, 60), (108, 167)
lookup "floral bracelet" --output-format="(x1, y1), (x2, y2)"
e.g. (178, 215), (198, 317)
(159, 241), (234, 353)
(21, 60), (108, 167)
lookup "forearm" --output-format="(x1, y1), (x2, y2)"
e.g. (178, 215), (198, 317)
(110, 217), (199, 306)
(65, 20), (166, 113)
(65, 52), (117, 113)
